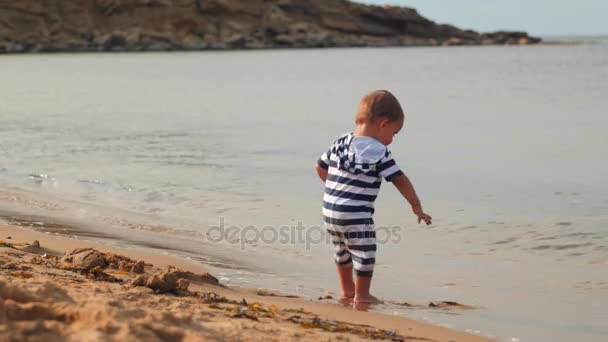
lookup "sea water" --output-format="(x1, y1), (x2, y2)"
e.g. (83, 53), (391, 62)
(1, 39), (607, 341)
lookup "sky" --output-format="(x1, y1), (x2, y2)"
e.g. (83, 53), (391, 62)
(356, 0), (608, 37)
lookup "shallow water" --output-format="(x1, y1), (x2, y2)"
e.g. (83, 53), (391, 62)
(1, 39), (607, 341)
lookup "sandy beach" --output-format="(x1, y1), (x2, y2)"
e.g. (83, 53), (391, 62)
(0, 223), (491, 342)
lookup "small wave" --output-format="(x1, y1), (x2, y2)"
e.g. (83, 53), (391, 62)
(536, 236), (558, 241)
(249, 149), (295, 157)
(562, 232), (596, 238)
(1, 214), (111, 239)
(120, 184), (135, 192)
(156, 154), (202, 160)
(28, 173), (53, 182)
(487, 220), (505, 225)
(0, 192), (66, 211)
(536, 232), (598, 242)
(78, 179), (106, 185)
(95, 131), (191, 143)
(494, 237), (519, 245)
(459, 225), (478, 230)
(78, 179), (135, 194)
(161, 160), (227, 169)
(531, 242), (594, 251)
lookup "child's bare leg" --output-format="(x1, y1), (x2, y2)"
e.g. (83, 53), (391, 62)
(354, 275), (382, 304)
(336, 264), (355, 301)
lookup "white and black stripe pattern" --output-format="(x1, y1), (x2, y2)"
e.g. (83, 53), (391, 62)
(318, 133), (403, 277)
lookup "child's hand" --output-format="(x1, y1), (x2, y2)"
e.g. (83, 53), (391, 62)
(412, 206), (432, 225)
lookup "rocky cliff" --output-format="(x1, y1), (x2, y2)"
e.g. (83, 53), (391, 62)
(0, 0), (541, 53)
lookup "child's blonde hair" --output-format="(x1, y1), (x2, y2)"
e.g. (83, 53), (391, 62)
(355, 90), (404, 124)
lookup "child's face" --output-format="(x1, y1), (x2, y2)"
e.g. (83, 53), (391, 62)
(376, 117), (404, 145)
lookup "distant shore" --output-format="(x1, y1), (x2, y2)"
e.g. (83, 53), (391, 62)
(0, 39), (579, 56)
(0, 223), (491, 341)
(0, 0), (540, 54)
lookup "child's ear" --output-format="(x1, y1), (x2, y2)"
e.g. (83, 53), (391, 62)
(378, 117), (390, 128)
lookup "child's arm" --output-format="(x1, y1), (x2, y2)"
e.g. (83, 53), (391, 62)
(314, 163), (328, 183)
(391, 174), (432, 225)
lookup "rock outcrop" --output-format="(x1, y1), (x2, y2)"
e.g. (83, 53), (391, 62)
(129, 267), (219, 293)
(0, 0), (541, 53)
(61, 248), (107, 269)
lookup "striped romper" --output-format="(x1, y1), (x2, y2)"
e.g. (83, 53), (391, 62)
(317, 133), (403, 277)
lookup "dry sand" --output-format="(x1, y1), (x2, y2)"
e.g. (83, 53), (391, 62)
(0, 224), (491, 342)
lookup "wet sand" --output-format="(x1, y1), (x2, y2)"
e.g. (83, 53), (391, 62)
(0, 223), (490, 342)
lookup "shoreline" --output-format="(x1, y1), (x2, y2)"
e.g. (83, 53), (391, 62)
(0, 38), (593, 57)
(0, 41), (563, 56)
(0, 223), (491, 341)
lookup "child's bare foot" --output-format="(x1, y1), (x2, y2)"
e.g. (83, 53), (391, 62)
(352, 295), (383, 311)
(354, 294), (383, 304)
(338, 293), (355, 305)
